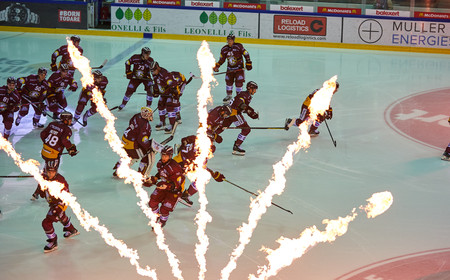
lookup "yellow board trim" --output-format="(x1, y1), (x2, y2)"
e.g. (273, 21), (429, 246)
(1, 26), (449, 54)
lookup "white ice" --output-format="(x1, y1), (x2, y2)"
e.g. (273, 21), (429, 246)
(0, 31), (449, 280)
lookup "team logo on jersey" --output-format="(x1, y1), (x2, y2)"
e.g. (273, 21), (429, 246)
(227, 56), (237, 66)
(0, 101), (7, 112)
(142, 136), (149, 143)
(30, 90), (40, 98)
(385, 88), (450, 150)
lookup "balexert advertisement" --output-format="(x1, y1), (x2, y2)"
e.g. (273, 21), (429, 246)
(343, 18), (450, 48)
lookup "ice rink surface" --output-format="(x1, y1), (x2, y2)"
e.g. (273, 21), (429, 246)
(0, 31), (449, 280)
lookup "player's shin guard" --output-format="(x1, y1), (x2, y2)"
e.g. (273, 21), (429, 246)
(146, 95), (153, 107)
(235, 86), (243, 94)
(119, 95), (131, 109)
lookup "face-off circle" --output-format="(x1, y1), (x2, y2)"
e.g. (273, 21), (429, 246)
(336, 248), (450, 280)
(385, 88), (450, 150)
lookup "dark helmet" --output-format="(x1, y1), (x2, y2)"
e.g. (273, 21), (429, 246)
(246, 81), (258, 90)
(92, 70), (103, 78)
(334, 82), (340, 93)
(141, 47), (151, 55)
(60, 64), (69, 72)
(227, 32), (235, 41)
(220, 105), (232, 116)
(7, 76), (16, 84)
(60, 111), (73, 124)
(161, 145), (173, 157)
(38, 67), (47, 75)
(45, 161), (58, 172)
(150, 61), (159, 71)
(70, 35), (81, 43)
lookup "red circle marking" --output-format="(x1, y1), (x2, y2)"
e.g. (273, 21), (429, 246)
(385, 88), (450, 151)
(336, 248), (450, 280)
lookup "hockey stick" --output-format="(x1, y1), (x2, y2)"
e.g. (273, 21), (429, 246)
(21, 95), (49, 117)
(0, 175), (34, 178)
(324, 119), (337, 147)
(224, 179), (293, 215)
(213, 68), (243, 76)
(61, 151), (79, 156)
(92, 59), (108, 70)
(225, 126), (286, 130)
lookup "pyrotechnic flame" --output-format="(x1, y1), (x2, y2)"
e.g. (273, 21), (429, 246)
(220, 76), (338, 280)
(361, 191), (393, 218)
(0, 135), (157, 279)
(183, 40), (216, 280)
(67, 39), (184, 280)
(249, 191), (393, 280)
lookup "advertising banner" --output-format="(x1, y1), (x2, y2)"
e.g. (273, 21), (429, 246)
(223, 2), (266, 10)
(115, 0), (144, 4)
(270, 4), (314, 13)
(366, 9), (410, 17)
(0, 1), (87, 29)
(260, 13), (341, 42)
(414, 11), (450, 19)
(318, 6), (361, 15)
(185, 1), (220, 8)
(343, 17), (450, 48)
(147, 0), (181, 6)
(111, 5), (258, 38)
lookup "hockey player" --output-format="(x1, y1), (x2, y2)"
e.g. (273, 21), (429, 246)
(151, 61), (181, 133)
(15, 67), (49, 128)
(171, 70), (188, 124)
(145, 146), (184, 227)
(118, 47), (154, 110)
(207, 104), (232, 145)
(73, 70), (109, 126)
(51, 35), (83, 78)
(40, 111), (78, 171)
(0, 77), (21, 140)
(31, 162), (79, 253)
(442, 116), (450, 161)
(284, 83), (339, 136)
(47, 64), (78, 119)
(213, 32), (252, 103)
(221, 81), (259, 156)
(113, 107), (154, 177)
(173, 135), (226, 206)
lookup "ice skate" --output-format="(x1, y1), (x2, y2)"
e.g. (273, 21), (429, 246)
(155, 122), (165, 131)
(33, 122), (44, 128)
(178, 192), (193, 207)
(15, 117), (21, 126)
(232, 144), (245, 156)
(223, 95), (232, 104)
(64, 228), (79, 238)
(441, 152), (450, 161)
(118, 104), (125, 111)
(308, 127), (320, 137)
(30, 192), (39, 201)
(43, 238), (58, 253)
(164, 125), (172, 134)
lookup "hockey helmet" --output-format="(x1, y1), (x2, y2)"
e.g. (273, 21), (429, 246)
(141, 47), (151, 55)
(92, 70), (103, 78)
(246, 81), (258, 90)
(70, 35), (81, 43)
(227, 32), (235, 41)
(161, 145), (174, 157)
(141, 106), (153, 121)
(150, 61), (159, 71)
(60, 64), (69, 72)
(38, 67), (47, 75)
(60, 111), (73, 124)
(7, 76), (16, 84)
(334, 82), (340, 93)
(220, 105), (232, 116)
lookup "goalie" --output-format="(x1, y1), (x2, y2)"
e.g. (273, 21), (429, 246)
(113, 107), (155, 177)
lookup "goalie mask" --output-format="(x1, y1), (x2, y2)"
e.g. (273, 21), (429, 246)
(141, 106), (153, 121)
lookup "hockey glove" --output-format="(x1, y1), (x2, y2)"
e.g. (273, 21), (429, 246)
(69, 83), (78, 92)
(126, 72), (133, 79)
(214, 134), (223, 144)
(213, 63), (220, 72)
(143, 176), (157, 187)
(247, 107), (259, 119)
(67, 144), (78, 157)
(245, 61), (252, 71)
(50, 63), (58, 72)
(325, 107), (333, 120)
(212, 171), (225, 182)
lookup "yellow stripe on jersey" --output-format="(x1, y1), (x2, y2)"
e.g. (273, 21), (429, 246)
(122, 136), (135, 149)
(41, 144), (60, 159)
(303, 96), (312, 107)
(173, 152), (183, 164)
